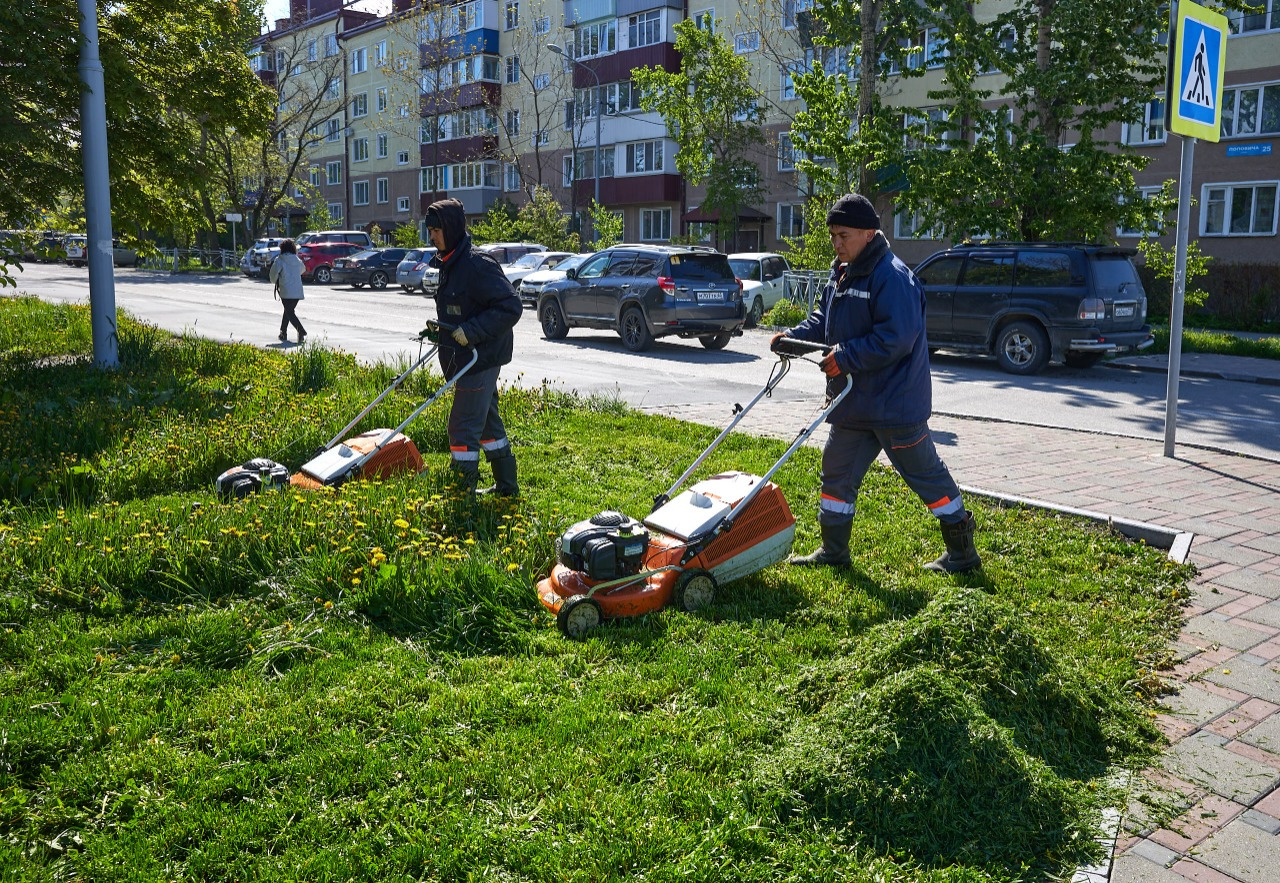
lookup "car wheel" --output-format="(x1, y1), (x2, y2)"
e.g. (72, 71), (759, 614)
(313, 266), (332, 284)
(619, 307), (654, 352)
(1064, 351), (1104, 369)
(748, 296), (765, 328)
(539, 299), (569, 340)
(995, 321), (1050, 375)
(369, 271), (388, 290)
(699, 332), (732, 350)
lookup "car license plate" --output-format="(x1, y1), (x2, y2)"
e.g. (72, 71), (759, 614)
(1114, 305), (1134, 317)
(695, 290), (722, 302)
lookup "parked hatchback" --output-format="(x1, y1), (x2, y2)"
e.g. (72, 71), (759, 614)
(296, 229), (374, 248)
(914, 242), (1153, 375)
(331, 247), (409, 290)
(299, 241), (366, 284)
(395, 247), (438, 293)
(247, 238), (283, 276)
(536, 245), (745, 352)
(728, 252), (792, 327)
(476, 242), (546, 265)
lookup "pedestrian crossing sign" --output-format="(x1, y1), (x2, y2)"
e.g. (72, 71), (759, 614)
(1166, 0), (1228, 141)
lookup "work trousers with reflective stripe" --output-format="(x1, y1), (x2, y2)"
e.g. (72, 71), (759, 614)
(817, 422), (965, 527)
(447, 365), (510, 465)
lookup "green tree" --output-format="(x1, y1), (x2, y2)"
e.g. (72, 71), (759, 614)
(633, 19), (765, 247)
(391, 224), (423, 249)
(0, 1), (271, 243)
(520, 187), (581, 253)
(588, 199), (623, 250)
(469, 200), (525, 245)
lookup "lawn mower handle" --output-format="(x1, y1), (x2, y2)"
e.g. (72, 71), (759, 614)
(771, 336), (831, 359)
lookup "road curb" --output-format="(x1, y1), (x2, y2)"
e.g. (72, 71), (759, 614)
(1103, 360), (1280, 387)
(962, 484), (1194, 564)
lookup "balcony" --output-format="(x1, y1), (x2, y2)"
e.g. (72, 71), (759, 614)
(420, 82), (500, 116)
(570, 44), (679, 88)
(572, 174), (681, 206)
(419, 136), (499, 165)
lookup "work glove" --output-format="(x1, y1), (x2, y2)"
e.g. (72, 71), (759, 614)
(819, 348), (843, 377)
(769, 332), (789, 353)
(451, 327), (470, 347)
(419, 321), (441, 343)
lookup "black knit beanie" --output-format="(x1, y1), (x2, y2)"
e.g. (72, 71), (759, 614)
(826, 193), (880, 230)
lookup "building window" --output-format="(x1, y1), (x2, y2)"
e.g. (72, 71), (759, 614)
(628, 10), (662, 48)
(778, 203), (805, 239)
(904, 108), (953, 150)
(353, 181), (370, 205)
(533, 72), (550, 91)
(1116, 186), (1165, 237)
(780, 63), (801, 101)
(397, 150), (411, 165)
(535, 128), (549, 146)
(352, 93), (368, 118)
(692, 9), (714, 32)
(562, 155), (575, 187)
(309, 167), (322, 187)
(1221, 83), (1280, 138)
(1122, 97), (1166, 145)
(505, 109), (520, 137)
(641, 208), (671, 241)
(307, 39), (317, 62)
(574, 20), (617, 59)
(506, 55), (520, 84)
(504, 0), (519, 30)
(376, 87), (388, 113)
(376, 177), (389, 204)
(350, 47), (367, 74)
(734, 31), (760, 54)
(376, 133), (389, 158)
(327, 78), (341, 98)
(534, 16), (550, 35)
(894, 208), (939, 240)
(374, 40), (386, 65)
(625, 140), (663, 174)
(782, 0), (813, 30)
(397, 196), (411, 212)
(326, 118), (341, 141)
(1228, 5), (1279, 33)
(777, 133), (797, 171)
(327, 201), (344, 219)
(325, 34), (339, 57)
(571, 148), (612, 179)
(504, 162), (521, 192)
(326, 161), (342, 185)
(352, 138), (369, 162)
(450, 161), (499, 189)
(1202, 182), (1279, 236)
(420, 166), (446, 192)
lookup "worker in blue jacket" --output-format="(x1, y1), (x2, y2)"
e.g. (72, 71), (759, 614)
(426, 198), (523, 496)
(772, 193), (980, 573)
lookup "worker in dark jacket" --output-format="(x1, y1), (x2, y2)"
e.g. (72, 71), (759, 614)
(425, 198), (523, 496)
(772, 193), (980, 573)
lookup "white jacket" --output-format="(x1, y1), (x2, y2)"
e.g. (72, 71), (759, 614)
(269, 252), (305, 300)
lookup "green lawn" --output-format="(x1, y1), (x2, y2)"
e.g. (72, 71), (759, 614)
(1148, 325), (1280, 360)
(0, 296), (1192, 882)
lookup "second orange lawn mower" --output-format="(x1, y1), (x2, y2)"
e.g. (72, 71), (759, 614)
(536, 337), (852, 637)
(289, 321), (478, 490)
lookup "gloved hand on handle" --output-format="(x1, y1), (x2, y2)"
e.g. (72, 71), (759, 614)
(819, 348), (843, 377)
(451, 327), (470, 347)
(769, 332), (789, 353)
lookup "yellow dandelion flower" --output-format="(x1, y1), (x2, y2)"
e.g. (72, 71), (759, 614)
(394, 518), (410, 529)
(506, 563), (520, 572)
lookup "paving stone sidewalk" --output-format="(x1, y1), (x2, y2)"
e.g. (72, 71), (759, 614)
(641, 390), (1280, 883)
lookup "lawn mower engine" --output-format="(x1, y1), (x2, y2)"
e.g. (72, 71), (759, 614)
(556, 511), (650, 581)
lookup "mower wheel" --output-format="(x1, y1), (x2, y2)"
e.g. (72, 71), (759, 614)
(557, 594), (601, 638)
(673, 569), (716, 612)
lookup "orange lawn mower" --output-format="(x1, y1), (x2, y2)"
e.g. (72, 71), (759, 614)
(536, 337), (852, 638)
(215, 321), (476, 497)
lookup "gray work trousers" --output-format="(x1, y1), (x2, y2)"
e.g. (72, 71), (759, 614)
(818, 422), (965, 526)
(447, 365), (510, 465)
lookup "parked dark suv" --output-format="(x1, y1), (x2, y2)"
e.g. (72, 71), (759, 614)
(914, 242), (1153, 375)
(536, 245), (746, 352)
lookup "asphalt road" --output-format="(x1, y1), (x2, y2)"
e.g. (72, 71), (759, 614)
(13, 262), (1280, 461)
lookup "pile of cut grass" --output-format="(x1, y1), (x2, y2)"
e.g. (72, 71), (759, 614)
(0, 297), (1192, 882)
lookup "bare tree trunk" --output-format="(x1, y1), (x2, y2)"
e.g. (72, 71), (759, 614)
(857, 0), (880, 196)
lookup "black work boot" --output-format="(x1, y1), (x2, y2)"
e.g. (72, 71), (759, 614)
(450, 461), (480, 496)
(480, 453), (519, 497)
(925, 511), (982, 574)
(789, 521), (853, 567)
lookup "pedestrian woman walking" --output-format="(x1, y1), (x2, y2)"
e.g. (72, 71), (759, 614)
(269, 238), (307, 344)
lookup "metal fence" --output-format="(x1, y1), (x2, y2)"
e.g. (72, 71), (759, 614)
(138, 248), (242, 273)
(782, 271), (827, 312)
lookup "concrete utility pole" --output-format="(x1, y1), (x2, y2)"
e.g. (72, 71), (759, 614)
(77, 0), (119, 369)
(548, 43), (602, 245)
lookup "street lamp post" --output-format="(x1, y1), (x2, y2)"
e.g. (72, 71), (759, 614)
(548, 43), (601, 243)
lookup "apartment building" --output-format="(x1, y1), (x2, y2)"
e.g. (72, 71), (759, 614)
(254, 0), (1278, 267)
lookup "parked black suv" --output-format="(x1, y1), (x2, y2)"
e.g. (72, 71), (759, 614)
(536, 245), (746, 352)
(914, 242), (1153, 375)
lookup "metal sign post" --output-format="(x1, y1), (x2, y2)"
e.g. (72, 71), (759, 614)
(1162, 0), (1227, 457)
(226, 213), (243, 256)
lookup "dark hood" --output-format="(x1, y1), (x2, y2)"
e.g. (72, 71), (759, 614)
(425, 198), (467, 253)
